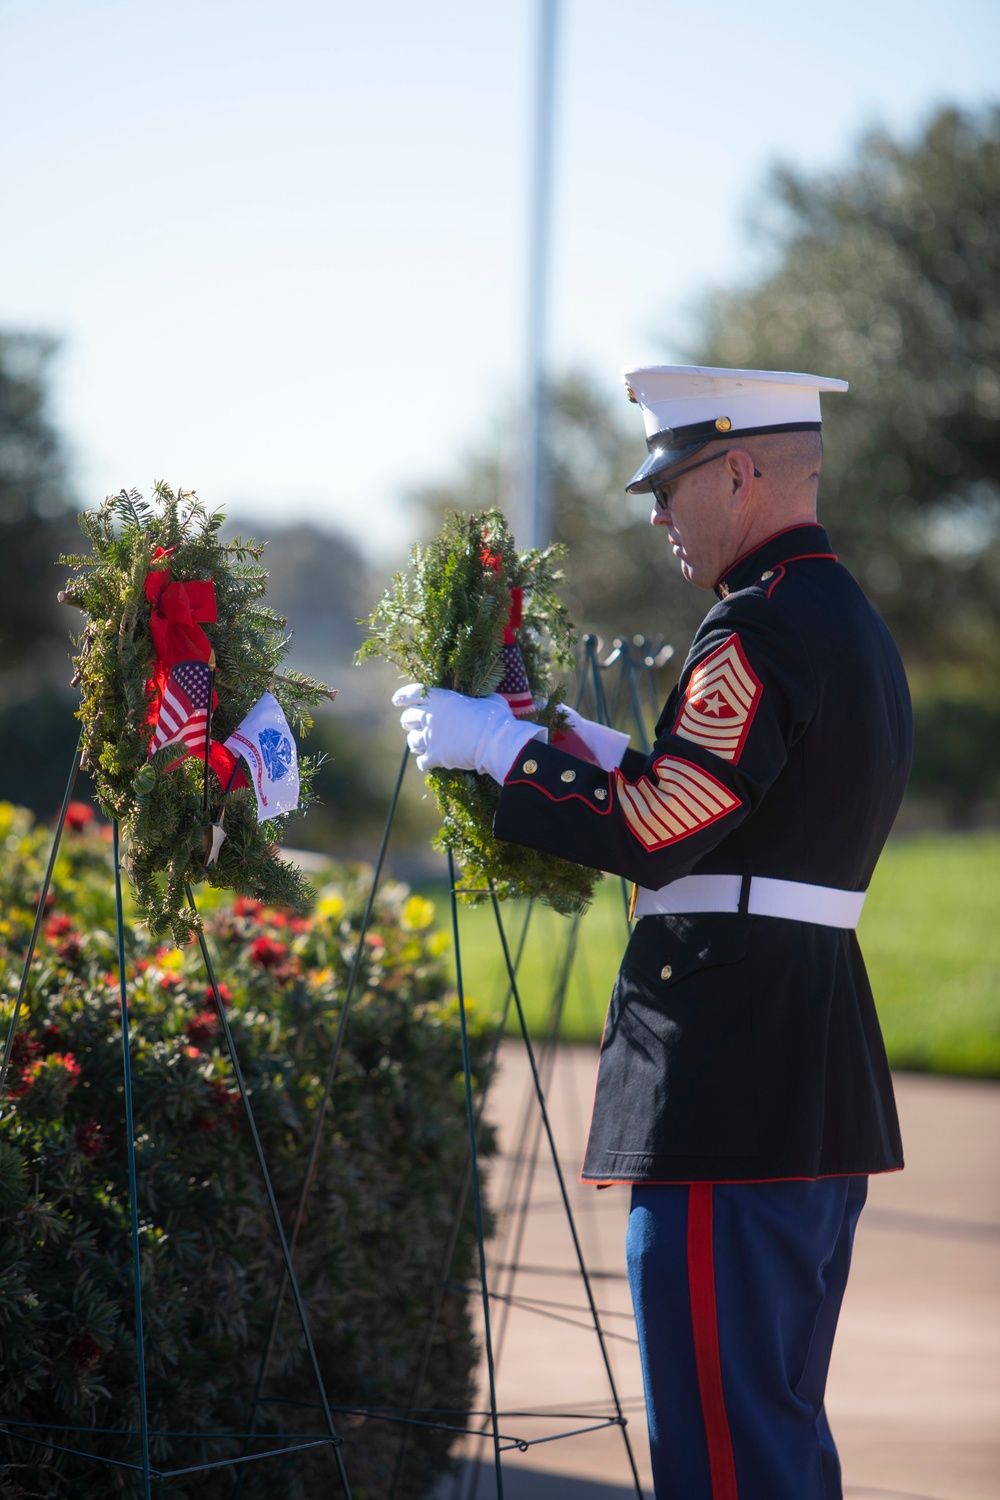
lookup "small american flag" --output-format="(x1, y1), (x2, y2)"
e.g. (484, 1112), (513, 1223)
(497, 642), (534, 716)
(149, 659), (212, 759)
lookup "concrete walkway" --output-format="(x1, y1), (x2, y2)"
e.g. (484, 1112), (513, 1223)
(434, 1044), (1000, 1500)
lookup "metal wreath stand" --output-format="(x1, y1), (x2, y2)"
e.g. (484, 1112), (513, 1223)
(0, 632), (673, 1499)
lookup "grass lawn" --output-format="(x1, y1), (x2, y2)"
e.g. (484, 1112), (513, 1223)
(419, 831), (1000, 1077)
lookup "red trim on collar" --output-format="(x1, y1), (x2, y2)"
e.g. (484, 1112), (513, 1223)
(713, 523), (830, 592)
(762, 553), (837, 597)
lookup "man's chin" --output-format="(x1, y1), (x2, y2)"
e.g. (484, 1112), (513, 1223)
(677, 557), (714, 591)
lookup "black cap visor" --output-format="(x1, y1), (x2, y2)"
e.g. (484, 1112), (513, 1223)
(625, 419), (823, 495)
(625, 438), (711, 494)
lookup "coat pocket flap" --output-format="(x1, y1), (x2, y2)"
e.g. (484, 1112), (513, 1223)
(622, 913), (750, 989)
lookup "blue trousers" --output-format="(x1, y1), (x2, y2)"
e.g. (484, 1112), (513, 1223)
(626, 1177), (867, 1500)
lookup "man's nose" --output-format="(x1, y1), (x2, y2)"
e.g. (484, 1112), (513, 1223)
(651, 502), (670, 527)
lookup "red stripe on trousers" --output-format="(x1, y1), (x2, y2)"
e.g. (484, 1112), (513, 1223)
(687, 1183), (740, 1500)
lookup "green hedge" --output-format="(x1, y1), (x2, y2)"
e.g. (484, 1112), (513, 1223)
(0, 804), (494, 1498)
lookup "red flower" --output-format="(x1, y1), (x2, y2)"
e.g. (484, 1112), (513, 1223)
(158, 972), (181, 991)
(205, 982), (233, 1007)
(65, 802), (95, 832)
(12, 1051), (81, 1098)
(55, 1053), (81, 1084)
(365, 932), (386, 951)
(196, 1080), (241, 1135)
(45, 913), (73, 939)
(234, 896), (263, 919)
(249, 936), (287, 970)
(69, 1333), (104, 1372)
(75, 1118), (104, 1160)
(8, 1032), (40, 1081)
(267, 910), (288, 928)
(290, 917), (312, 934)
(185, 1010), (219, 1046)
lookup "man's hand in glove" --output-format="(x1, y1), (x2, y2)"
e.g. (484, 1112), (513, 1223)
(554, 705), (631, 771)
(393, 684), (547, 785)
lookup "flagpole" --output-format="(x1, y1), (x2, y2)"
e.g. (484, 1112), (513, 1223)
(202, 652), (216, 813)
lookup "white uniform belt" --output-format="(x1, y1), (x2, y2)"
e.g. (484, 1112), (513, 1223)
(632, 874), (866, 929)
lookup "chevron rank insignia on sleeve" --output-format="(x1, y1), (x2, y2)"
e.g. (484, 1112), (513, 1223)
(672, 633), (762, 763)
(617, 755), (740, 851)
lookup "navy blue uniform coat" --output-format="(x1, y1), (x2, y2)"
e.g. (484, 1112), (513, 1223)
(494, 525), (912, 1184)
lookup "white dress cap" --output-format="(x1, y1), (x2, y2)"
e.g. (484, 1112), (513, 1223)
(622, 363), (848, 494)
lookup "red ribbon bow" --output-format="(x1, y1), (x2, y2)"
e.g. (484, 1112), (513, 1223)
(144, 548), (217, 668)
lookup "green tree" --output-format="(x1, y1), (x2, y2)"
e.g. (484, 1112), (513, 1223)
(0, 333), (77, 695)
(694, 104), (1000, 672)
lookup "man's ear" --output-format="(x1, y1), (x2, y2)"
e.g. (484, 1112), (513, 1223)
(727, 449), (758, 510)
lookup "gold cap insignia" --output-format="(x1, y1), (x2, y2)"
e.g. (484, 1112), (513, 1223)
(625, 383), (638, 404)
(715, 416), (732, 432)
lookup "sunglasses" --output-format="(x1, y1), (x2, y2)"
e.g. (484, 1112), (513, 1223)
(652, 448), (762, 509)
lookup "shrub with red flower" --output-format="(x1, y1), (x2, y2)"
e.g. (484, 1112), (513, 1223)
(74, 1119), (104, 1160)
(233, 896), (262, 919)
(44, 912), (73, 939)
(248, 935), (288, 970)
(64, 802), (95, 832)
(0, 817), (496, 1500)
(11, 1051), (81, 1101)
(55, 930), (85, 965)
(185, 1010), (220, 1047)
(69, 1333), (104, 1373)
(195, 1080), (241, 1135)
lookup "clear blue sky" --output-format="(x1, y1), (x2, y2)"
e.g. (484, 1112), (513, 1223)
(1, 0), (997, 557)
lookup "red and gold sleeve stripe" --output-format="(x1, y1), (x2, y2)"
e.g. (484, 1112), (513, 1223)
(616, 755), (740, 852)
(673, 634), (762, 764)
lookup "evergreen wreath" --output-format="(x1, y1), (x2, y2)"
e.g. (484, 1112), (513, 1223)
(59, 484), (332, 941)
(359, 507), (600, 913)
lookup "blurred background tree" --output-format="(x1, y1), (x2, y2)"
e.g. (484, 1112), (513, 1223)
(696, 104), (1000, 677)
(3, 104), (998, 830)
(0, 334), (78, 691)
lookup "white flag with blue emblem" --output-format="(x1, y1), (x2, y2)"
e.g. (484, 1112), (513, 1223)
(224, 692), (300, 821)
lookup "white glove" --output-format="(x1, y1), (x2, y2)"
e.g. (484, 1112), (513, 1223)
(556, 705), (631, 771)
(393, 684), (547, 785)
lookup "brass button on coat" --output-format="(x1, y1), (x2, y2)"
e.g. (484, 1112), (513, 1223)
(660, 964), (673, 981)
(594, 787), (608, 800)
(560, 769), (577, 783)
(761, 570), (774, 581)
(522, 759), (538, 774)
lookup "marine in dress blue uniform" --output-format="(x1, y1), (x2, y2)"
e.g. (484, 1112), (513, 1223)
(395, 364), (913, 1500)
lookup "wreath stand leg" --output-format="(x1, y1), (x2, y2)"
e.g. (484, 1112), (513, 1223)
(489, 891), (645, 1499)
(184, 883), (353, 1497)
(229, 745), (411, 1498)
(386, 903), (533, 1500)
(0, 731), (82, 1106)
(112, 821), (154, 1498)
(448, 851), (506, 1497)
(439, 637), (665, 1499)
